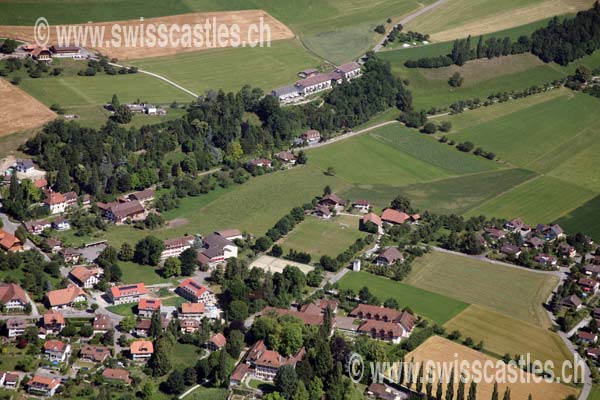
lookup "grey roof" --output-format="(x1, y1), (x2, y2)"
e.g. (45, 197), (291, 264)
(202, 234), (233, 258)
(17, 159), (34, 169)
(272, 85), (300, 97)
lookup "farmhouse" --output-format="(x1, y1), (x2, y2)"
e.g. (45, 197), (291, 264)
(128, 189), (155, 205)
(319, 194), (346, 211)
(102, 368), (132, 385)
(24, 220), (51, 235)
(375, 247), (404, 266)
(197, 233), (238, 267)
(245, 339), (305, 381)
(44, 340), (71, 363)
(40, 310), (65, 336)
(49, 45), (81, 57)
(301, 129), (321, 144)
(335, 62), (362, 80)
(0, 229), (23, 253)
(352, 199), (370, 213)
(0, 283), (28, 311)
(28, 375), (61, 397)
(276, 151), (297, 165)
(43, 192), (68, 214)
(161, 235), (195, 260)
(381, 209), (419, 225)
(109, 283), (147, 305)
(361, 213), (383, 231)
(69, 265), (101, 288)
(138, 298), (161, 318)
(93, 314), (112, 333)
(177, 278), (215, 303)
(314, 204), (333, 219)
(46, 285), (86, 309)
(130, 340), (154, 362)
(97, 200), (146, 224)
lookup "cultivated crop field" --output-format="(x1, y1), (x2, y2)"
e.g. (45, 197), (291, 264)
(0, 79), (56, 137)
(278, 215), (365, 260)
(405, 252), (558, 328)
(337, 271), (469, 324)
(444, 305), (573, 373)
(407, 336), (578, 400)
(404, 0), (594, 42)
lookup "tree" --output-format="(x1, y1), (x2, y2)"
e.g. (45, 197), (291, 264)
(118, 243), (133, 261)
(134, 236), (165, 266)
(384, 298), (399, 309)
(374, 25), (386, 34)
(449, 72), (464, 87)
(113, 104), (133, 124)
(226, 329), (245, 358)
(391, 195), (411, 212)
(179, 248), (198, 276)
(445, 367), (455, 400)
(293, 380), (309, 400)
(141, 381), (155, 399)
(148, 338), (172, 376)
(422, 122), (437, 134)
(276, 365), (299, 399)
(439, 121), (452, 132)
(164, 370), (185, 394)
(297, 151), (308, 165)
(149, 311), (163, 338)
(162, 257), (182, 278)
(502, 387), (510, 400)
(0, 38), (18, 54)
(491, 382), (499, 400)
(55, 159), (71, 193)
(228, 300), (249, 321)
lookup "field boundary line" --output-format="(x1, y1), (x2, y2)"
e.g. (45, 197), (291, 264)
(109, 62), (199, 98)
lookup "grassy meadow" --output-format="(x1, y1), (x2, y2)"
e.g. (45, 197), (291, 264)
(278, 215), (365, 260)
(337, 271), (469, 324)
(405, 252), (558, 328)
(444, 304), (573, 371)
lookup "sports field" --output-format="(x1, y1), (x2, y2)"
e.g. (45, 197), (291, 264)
(407, 336), (578, 400)
(0, 79), (56, 137)
(337, 271), (469, 325)
(404, 0), (593, 41)
(250, 255), (314, 275)
(405, 252), (558, 328)
(278, 215), (365, 260)
(444, 305), (573, 372)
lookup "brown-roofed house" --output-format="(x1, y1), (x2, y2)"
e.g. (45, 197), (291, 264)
(207, 333), (227, 351)
(46, 284), (86, 309)
(128, 189), (155, 205)
(93, 314), (112, 333)
(0, 230), (23, 253)
(375, 247), (404, 266)
(361, 213), (382, 230)
(41, 310), (65, 335)
(102, 368), (132, 385)
(276, 151), (297, 165)
(381, 209), (419, 225)
(80, 344), (111, 362)
(28, 375), (61, 396)
(180, 302), (205, 320)
(99, 200), (146, 224)
(130, 340), (154, 361)
(69, 265), (100, 288)
(0, 283), (28, 311)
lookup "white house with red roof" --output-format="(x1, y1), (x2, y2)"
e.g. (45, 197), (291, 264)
(138, 298), (161, 318)
(28, 375), (61, 396)
(46, 284), (86, 309)
(0, 283), (28, 312)
(43, 192), (68, 215)
(177, 279), (215, 303)
(44, 340), (71, 362)
(160, 235), (196, 261)
(108, 283), (147, 305)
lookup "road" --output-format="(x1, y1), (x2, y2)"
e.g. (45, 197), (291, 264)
(296, 120), (398, 151)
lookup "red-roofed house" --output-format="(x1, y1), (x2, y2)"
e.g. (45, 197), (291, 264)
(0, 230), (23, 253)
(28, 375), (61, 396)
(177, 278), (214, 303)
(358, 320), (405, 344)
(352, 199), (370, 213)
(41, 310), (65, 335)
(381, 209), (419, 225)
(44, 340), (71, 362)
(138, 298), (161, 318)
(245, 340), (305, 381)
(46, 285), (86, 309)
(44, 192), (68, 214)
(108, 283), (147, 305)
(0, 283), (28, 311)
(207, 333), (227, 351)
(130, 340), (154, 362)
(180, 302), (205, 320)
(102, 368), (132, 385)
(69, 265), (101, 288)
(301, 129), (321, 144)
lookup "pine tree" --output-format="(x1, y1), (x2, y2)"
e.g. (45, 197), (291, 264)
(456, 373), (465, 400)
(468, 381), (476, 400)
(436, 378), (443, 400)
(425, 368), (434, 399)
(55, 159), (70, 193)
(149, 311), (162, 338)
(502, 387), (510, 400)
(445, 367), (455, 400)
(416, 363), (425, 394)
(491, 382), (499, 400)
(476, 35), (484, 59)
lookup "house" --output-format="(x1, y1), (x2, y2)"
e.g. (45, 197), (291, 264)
(313, 204), (332, 219)
(245, 339), (305, 381)
(130, 340), (154, 362)
(134, 319), (152, 337)
(301, 129), (321, 144)
(561, 295), (582, 310)
(46, 285), (86, 309)
(586, 347), (600, 359)
(381, 209), (419, 225)
(0, 283), (28, 311)
(108, 283), (147, 305)
(207, 333), (227, 351)
(548, 224), (565, 240)
(44, 340), (71, 363)
(98, 200), (146, 224)
(524, 236), (544, 249)
(59, 247), (80, 263)
(128, 189), (155, 205)
(51, 217), (70, 231)
(248, 158), (272, 168)
(504, 218), (525, 232)
(295, 73), (338, 95)
(271, 85), (301, 103)
(0, 372), (19, 389)
(138, 298), (161, 318)
(585, 265), (600, 278)
(500, 244), (522, 258)
(180, 302), (205, 320)
(28, 375), (61, 397)
(15, 159), (35, 174)
(93, 314), (112, 333)
(102, 368), (132, 385)
(197, 234), (238, 268)
(375, 248), (404, 266)
(319, 194), (346, 211)
(366, 383), (401, 400)
(180, 318), (201, 334)
(215, 229), (244, 241)
(361, 213), (383, 232)
(49, 45), (81, 57)
(177, 279), (214, 303)
(578, 277), (599, 293)
(300, 299), (338, 315)
(578, 331), (598, 343)
(44, 192), (68, 215)
(275, 151), (296, 165)
(0, 230), (23, 253)
(24, 220), (51, 235)
(63, 191), (77, 207)
(484, 228), (507, 241)
(335, 62), (362, 80)
(80, 344), (110, 363)
(534, 253), (557, 267)
(358, 319), (406, 343)
(69, 265), (101, 288)
(349, 304), (401, 322)
(46, 238), (63, 253)
(558, 244), (576, 258)
(230, 363), (250, 387)
(7, 317), (31, 338)
(161, 236), (195, 260)
(34, 178), (48, 189)
(352, 199), (370, 213)
(40, 311), (65, 335)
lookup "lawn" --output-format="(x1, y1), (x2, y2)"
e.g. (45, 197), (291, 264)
(444, 304), (573, 373)
(119, 261), (170, 285)
(405, 252), (559, 328)
(589, 386), (600, 400)
(131, 39), (323, 95)
(464, 175), (596, 225)
(105, 302), (136, 317)
(279, 215), (366, 260)
(340, 168), (535, 214)
(306, 134), (453, 186)
(337, 271), (468, 325)
(185, 387), (228, 400)
(171, 342), (204, 370)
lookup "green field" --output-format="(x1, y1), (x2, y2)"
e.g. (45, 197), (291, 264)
(556, 195), (600, 241)
(337, 271), (469, 324)
(444, 304), (572, 372)
(279, 215), (365, 260)
(119, 261), (171, 285)
(405, 251), (558, 328)
(132, 39), (323, 95)
(589, 387), (600, 400)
